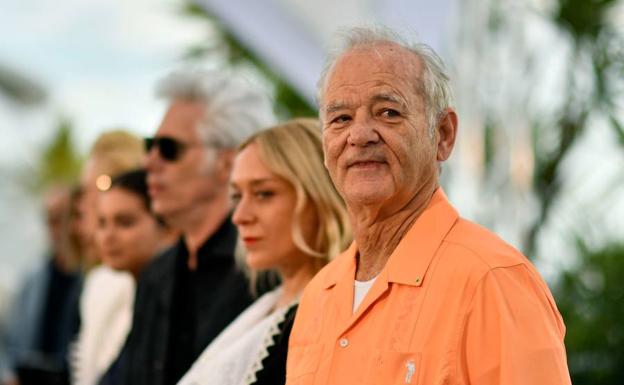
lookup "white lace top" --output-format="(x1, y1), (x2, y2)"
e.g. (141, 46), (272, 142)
(177, 287), (293, 385)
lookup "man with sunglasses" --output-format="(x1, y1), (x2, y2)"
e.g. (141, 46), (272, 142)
(121, 70), (275, 385)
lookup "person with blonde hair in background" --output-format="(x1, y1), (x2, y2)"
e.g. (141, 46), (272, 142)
(178, 118), (351, 385)
(78, 130), (145, 268)
(71, 130), (146, 385)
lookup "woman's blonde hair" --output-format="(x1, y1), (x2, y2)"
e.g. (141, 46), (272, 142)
(88, 130), (144, 177)
(239, 118), (351, 273)
(81, 130), (144, 270)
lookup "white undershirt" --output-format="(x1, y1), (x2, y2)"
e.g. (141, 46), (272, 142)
(353, 276), (378, 313)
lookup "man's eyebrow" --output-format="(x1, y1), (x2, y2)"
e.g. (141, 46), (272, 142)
(325, 101), (350, 115)
(371, 93), (407, 108)
(324, 93), (407, 115)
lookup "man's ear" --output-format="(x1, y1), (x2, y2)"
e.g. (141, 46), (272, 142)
(217, 149), (236, 181)
(436, 108), (458, 162)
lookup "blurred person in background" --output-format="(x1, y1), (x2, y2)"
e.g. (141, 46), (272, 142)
(95, 169), (176, 279)
(92, 169), (177, 385)
(1, 185), (82, 385)
(178, 119), (351, 385)
(121, 70), (275, 385)
(78, 130), (145, 268)
(71, 130), (144, 385)
(286, 26), (571, 385)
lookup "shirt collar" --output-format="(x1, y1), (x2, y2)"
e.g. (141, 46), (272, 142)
(177, 214), (238, 271)
(322, 188), (458, 289)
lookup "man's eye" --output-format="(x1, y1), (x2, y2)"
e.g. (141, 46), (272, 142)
(230, 193), (242, 205)
(331, 115), (351, 124)
(381, 109), (401, 118)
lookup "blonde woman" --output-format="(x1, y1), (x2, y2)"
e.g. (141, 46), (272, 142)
(71, 130), (145, 385)
(177, 118), (351, 385)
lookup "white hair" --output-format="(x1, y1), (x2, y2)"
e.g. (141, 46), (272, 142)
(318, 25), (454, 137)
(156, 70), (276, 149)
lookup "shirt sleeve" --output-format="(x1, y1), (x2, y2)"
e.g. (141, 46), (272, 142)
(459, 264), (571, 385)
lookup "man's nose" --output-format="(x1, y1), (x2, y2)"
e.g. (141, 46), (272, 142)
(144, 146), (161, 171)
(347, 114), (380, 147)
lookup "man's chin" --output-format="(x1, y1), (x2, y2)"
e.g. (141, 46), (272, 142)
(152, 202), (176, 221)
(343, 188), (392, 207)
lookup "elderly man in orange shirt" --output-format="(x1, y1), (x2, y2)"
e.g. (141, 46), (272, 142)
(286, 26), (572, 385)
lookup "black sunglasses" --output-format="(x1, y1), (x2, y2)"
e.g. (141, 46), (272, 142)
(144, 136), (189, 162)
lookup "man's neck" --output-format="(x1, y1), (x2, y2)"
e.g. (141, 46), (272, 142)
(177, 193), (231, 271)
(51, 252), (73, 273)
(350, 185), (438, 281)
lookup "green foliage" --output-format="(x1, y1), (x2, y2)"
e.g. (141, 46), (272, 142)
(180, 3), (316, 120)
(555, 240), (624, 384)
(34, 118), (83, 190)
(524, 0), (624, 255)
(554, 0), (618, 41)
(482, 119), (496, 176)
(0, 63), (46, 106)
(610, 115), (624, 145)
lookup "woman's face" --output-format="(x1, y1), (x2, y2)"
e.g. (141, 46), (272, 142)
(95, 187), (161, 276)
(230, 143), (317, 273)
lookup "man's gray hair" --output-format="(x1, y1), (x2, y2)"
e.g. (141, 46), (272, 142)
(156, 70), (276, 149)
(318, 25), (454, 136)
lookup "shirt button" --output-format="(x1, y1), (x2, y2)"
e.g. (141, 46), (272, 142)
(339, 338), (349, 348)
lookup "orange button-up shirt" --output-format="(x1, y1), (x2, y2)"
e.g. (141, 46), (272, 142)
(286, 189), (571, 385)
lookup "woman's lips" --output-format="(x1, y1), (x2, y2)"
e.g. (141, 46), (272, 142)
(242, 237), (261, 246)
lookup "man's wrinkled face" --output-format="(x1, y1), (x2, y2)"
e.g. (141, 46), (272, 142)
(145, 100), (219, 223)
(320, 44), (439, 213)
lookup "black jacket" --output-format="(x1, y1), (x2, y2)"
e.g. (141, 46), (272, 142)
(251, 304), (297, 385)
(121, 218), (253, 385)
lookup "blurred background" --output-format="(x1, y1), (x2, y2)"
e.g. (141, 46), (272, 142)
(0, 0), (622, 383)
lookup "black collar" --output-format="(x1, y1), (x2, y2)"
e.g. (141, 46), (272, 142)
(176, 215), (238, 271)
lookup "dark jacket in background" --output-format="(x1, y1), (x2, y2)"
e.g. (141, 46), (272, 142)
(121, 217), (253, 385)
(2, 257), (82, 385)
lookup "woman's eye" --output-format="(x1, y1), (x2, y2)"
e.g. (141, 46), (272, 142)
(255, 190), (274, 200)
(117, 216), (136, 227)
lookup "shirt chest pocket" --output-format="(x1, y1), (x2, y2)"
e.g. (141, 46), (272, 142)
(364, 350), (422, 385)
(286, 343), (324, 385)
